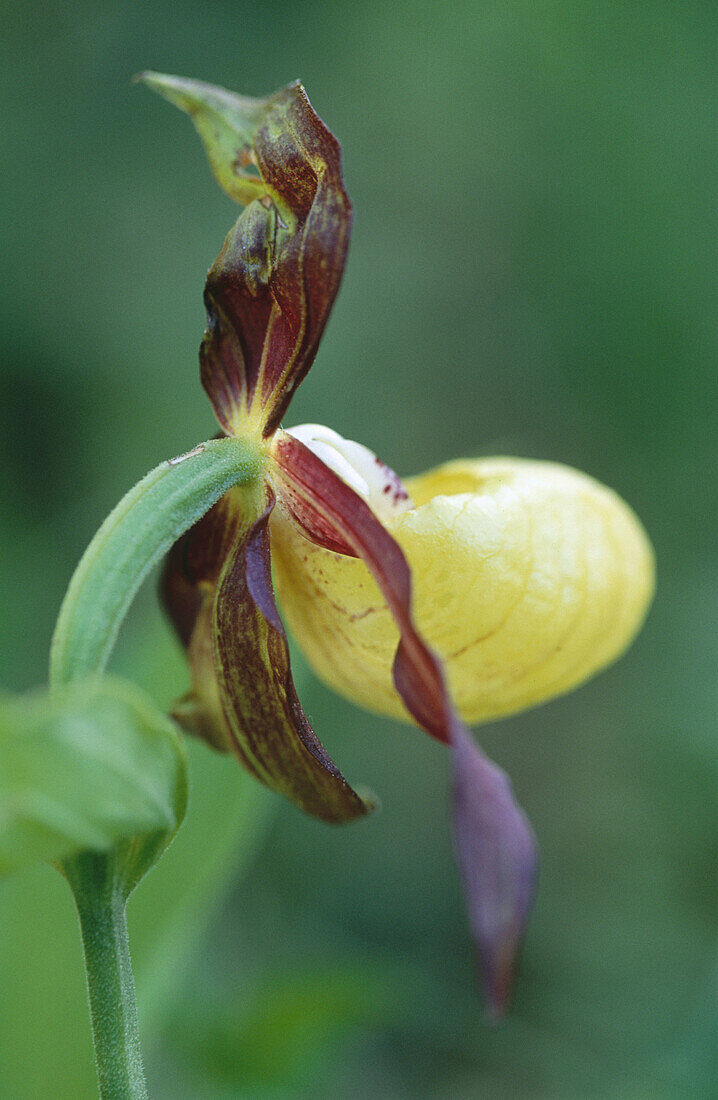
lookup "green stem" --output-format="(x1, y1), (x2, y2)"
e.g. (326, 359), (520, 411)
(67, 852), (148, 1099)
(53, 433), (262, 1097)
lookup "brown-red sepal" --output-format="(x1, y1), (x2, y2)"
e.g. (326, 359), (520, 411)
(200, 83), (352, 438)
(162, 485), (373, 824)
(271, 431), (538, 1013)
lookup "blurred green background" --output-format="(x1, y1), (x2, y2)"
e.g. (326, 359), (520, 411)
(1, 1), (716, 1096)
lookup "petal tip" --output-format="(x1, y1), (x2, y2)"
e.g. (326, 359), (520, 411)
(354, 786), (381, 816)
(478, 903), (536, 1021)
(450, 724), (539, 1016)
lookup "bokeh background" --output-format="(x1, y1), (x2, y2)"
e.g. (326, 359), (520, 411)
(1, 2), (716, 1096)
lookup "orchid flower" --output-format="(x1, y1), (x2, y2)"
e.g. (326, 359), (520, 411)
(142, 73), (654, 1015)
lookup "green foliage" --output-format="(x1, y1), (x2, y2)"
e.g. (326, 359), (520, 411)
(0, 678), (186, 878)
(173, 961), (402, 1091)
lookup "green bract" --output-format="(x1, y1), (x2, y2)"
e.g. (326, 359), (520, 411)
(0, 678), (186, 879)
(51, 436), (262, 686)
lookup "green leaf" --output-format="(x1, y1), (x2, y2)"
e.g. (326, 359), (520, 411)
(0, 678), (186, 879)
(50, 435), (262, 688)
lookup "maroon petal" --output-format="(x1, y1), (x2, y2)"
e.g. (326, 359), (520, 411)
(198, 83), (352, 437)
(272, 431), (538, 1012)
(162, 487), (373, 824)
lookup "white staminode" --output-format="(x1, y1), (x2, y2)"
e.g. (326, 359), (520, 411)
(287, 423), (414, 520)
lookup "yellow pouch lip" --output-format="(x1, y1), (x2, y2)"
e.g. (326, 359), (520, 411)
(272, 454), (655, 728)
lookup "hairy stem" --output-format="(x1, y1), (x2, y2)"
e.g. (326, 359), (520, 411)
(67, 852), (148, 1099)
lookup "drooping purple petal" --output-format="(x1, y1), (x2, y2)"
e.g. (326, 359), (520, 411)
(271, 431), (538, 1013)
(451, 723), (538, 1017)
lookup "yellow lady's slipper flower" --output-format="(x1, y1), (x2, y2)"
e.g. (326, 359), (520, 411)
(143, 72), (654, 1015)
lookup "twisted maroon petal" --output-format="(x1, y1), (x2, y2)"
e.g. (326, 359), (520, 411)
(272, 432), (450, 741)
(272, 431), (538, 1014)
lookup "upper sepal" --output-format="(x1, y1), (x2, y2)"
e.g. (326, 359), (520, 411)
(141, 72), (352, 438)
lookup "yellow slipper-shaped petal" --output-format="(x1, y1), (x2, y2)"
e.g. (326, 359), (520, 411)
(271, 453), (654, 726)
